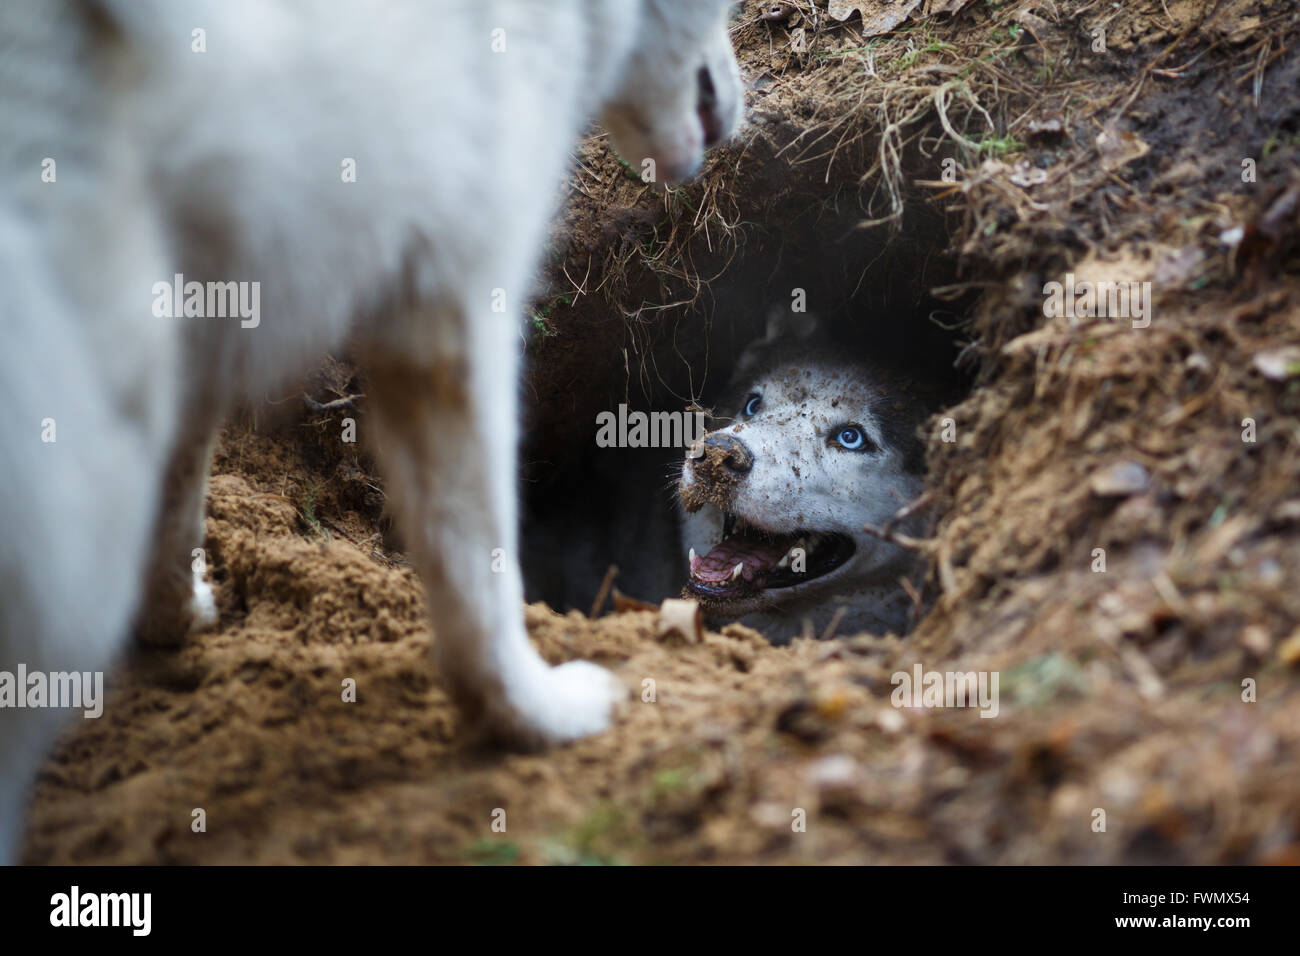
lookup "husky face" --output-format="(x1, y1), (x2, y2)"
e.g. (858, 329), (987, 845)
(599, 0), (743, 183)
(678, 333), (926, 634)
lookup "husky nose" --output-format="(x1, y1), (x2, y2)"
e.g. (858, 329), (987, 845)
(702, 433), (753, 475)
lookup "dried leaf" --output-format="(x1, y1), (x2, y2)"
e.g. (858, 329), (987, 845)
(1025, 118), (1066, 144)
(1013, 10), (1059, 45)
(1253, 346), (1300, 381)
(1240, 626), (1272, 656)
(1089, 461), (1150, 498)
(1154, 245), (1207, 287)
(1236, 181), (1300, 274)
(926, 0), (973, 15)
(1009, 160), (1048, 188)
(758, 3), (797, 22)
(1096, 125), (1150, 171)
(611, 588), (657, 613)
(1278, 630), (1300, 666)
(826, 0), (922, 37)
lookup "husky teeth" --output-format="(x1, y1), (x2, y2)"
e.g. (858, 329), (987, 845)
(731, 562), (744, 581)
(777, 551), (791, 569)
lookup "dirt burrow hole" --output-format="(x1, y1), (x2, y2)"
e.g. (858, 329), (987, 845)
(518, 141), (974, 621)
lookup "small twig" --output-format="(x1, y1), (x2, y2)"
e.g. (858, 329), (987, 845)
(1252, 38), (1270, 109)
(303, 393), (363, 413)
(899, 574), (925, 626)
(590, 564), (619, 618)
(883, 490), (934, 538)
(936, 540), (958, 597)
(861, 523), (936, 554)
(862, 491), (937, 552)
(819, 606), (848, 642)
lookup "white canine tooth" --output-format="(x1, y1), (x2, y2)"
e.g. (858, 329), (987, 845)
(777, 552), (790, 569)
(689, 548), (697, 565)
(732, 563), (744, 581)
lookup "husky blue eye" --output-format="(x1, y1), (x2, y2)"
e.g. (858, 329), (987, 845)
(835, 426), (867, 451)
(743, 393), (762, 417)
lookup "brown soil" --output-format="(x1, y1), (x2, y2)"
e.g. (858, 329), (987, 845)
(21, 0), (1300, 864)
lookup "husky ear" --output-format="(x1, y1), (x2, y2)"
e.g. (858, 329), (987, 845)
(734, 309), (821, 377)
(764, 308), (819, 343)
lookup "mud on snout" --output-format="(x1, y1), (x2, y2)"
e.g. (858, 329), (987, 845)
(679, 429), (857, 605)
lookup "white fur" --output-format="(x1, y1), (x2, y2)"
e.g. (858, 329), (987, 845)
(0, 0), (740, 862)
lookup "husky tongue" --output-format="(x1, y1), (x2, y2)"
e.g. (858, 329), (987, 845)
(692, 531), (789, 584)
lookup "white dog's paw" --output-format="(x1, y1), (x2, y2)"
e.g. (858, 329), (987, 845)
(544, 659), (626, 740)
(500, 659), (626, 747)
(188, 571), (218, 632)
(136, 568), (217, 646)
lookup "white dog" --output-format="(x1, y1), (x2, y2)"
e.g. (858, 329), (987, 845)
(0, 0), (741, 861)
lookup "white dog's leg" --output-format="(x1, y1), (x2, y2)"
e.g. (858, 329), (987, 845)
(134, 414), (221, 646)
(0, 710), (64, 863)
(364, 308), (625, 747)
(0, 198), (175, 861)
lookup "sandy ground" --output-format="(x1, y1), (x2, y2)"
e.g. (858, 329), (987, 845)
(21, 438), (1300, 864)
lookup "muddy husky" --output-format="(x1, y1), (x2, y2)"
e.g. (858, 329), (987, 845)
(0, 0), (740, 861)
(679, 318), (928, 642)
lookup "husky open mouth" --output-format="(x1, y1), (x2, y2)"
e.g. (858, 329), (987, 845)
(675, 331), (931, 638)
(685, 511), (856, 601)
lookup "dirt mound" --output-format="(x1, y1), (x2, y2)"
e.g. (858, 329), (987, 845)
(22, 0), (1300, 864)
